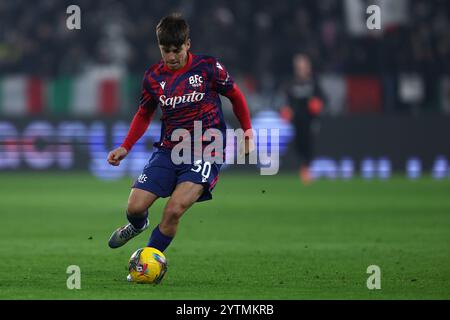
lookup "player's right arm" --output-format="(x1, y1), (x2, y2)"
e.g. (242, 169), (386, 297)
(107, 75), (157, 166)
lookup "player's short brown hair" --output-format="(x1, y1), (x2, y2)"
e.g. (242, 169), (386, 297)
(156, 13), (190, 48)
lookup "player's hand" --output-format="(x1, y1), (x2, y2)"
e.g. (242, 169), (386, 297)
(107, 147), (128, 166)
(308, 97), (323, 116)
(244, 136), (255, 155)
(238, 130), (255, 157)
(280, 105), (293, 123)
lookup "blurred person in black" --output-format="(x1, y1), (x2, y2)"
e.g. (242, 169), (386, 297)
(281, 53), (324, 184)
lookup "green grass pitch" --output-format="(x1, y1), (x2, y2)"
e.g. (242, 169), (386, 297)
(0, 172), (449, 299)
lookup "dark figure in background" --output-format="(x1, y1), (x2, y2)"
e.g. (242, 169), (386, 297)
(281, 54), (324, 184)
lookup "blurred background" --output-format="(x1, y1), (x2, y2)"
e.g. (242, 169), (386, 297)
(1, 0), (449, 179)
(2, 1), (450, 301)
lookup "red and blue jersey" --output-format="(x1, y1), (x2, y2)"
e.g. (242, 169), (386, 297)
(139, 52), (234, 150)
(120, 52), (251, 156)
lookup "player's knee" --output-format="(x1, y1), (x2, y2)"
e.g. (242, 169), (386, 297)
(127, 202), (148, 216)
(163, 202), (187, 222)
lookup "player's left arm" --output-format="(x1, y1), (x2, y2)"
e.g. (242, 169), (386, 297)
(214, 59), (254, 154)
(222, 84), (254, 154)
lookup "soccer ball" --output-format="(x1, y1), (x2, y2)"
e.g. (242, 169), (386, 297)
(127, 247), (167, 284)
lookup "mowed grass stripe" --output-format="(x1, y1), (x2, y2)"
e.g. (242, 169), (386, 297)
(0, 173), (449, 299)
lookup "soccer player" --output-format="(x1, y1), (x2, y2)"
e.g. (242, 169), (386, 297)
(107, 14), (253, 253)
(281, 53), (324, 184)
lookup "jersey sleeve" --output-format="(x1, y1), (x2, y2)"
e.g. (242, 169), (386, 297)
(213, 59), (235, 95)
(120, 73), (157, 152)
(222, 84), (252, 132)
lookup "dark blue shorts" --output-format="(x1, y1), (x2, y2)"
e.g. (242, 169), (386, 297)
(132, 149), (222, 202)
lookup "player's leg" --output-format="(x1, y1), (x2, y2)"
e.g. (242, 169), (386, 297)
(108, 188), (159, 248)
(296, 115), (313, 184)
(127, 187), (159, 229)
(147, 182), (204, 252)
(109, 150), (177, 248)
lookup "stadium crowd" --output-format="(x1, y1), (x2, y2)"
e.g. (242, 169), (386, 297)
(0, 0), (449, 113)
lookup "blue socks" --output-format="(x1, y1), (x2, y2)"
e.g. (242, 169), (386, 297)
(126, 210), (148, 230)
(127, 211), (173, 252)
(147, 225), (173, 252)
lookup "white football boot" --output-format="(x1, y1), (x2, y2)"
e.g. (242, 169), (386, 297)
(108, 219), (149, 249)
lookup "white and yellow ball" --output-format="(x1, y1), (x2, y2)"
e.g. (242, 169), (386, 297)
(128, 247), (167, 284)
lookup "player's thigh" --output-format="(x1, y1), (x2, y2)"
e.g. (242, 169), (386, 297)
(162, 182), (204, 219)
(127, 188), (159, 214)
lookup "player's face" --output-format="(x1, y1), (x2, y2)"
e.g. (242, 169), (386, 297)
(293, 54), (312, 80)
(159, 40), (191, 71)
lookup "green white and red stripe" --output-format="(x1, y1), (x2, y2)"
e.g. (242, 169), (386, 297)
(0, 74), (142, 116)
(0, 76), (45, 116)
